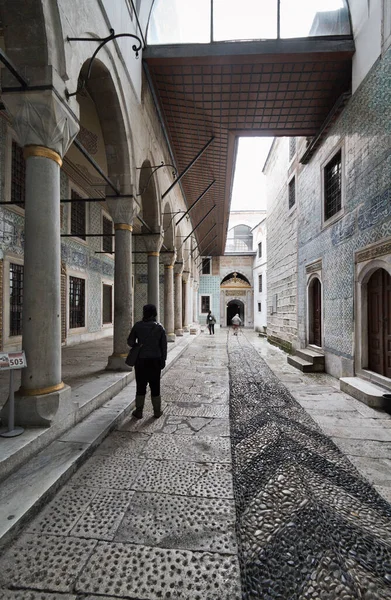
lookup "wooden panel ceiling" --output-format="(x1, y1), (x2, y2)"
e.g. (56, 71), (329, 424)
(144, 39), (354, 255)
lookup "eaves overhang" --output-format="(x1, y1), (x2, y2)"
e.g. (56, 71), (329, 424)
(143, 36), (354, 255)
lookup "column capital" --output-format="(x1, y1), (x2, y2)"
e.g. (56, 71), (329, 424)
(160, 250), (177, 267)
(174, 261), (184, 276)
(142, 231), (164, 254)
(182, 269), (190, 284)
(106, 196), (139, 226)
(2, 89), (79, 158)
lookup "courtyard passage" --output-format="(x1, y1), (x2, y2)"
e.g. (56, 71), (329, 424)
(0, 331), (391, 599)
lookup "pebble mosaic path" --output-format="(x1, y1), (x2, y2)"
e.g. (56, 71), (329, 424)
(229, 332), (391, 600)
(0, 330), (390, 599)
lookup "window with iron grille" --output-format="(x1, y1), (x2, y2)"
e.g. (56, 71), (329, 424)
(201, 295), (210, 313)
(102, 284), (113, 324)
(289, 176), (296, 209)
(202, 258), (211, 274)
(71, 190), (86, 240)
(258, 274), (263, 293)
(258, 242), (262, 258)
(324, 150), (342, 221)
(11, 141), (26, 206)
(9, 263), (23, 336)
(102, 215), (113, 253)
(289, 137), (297, 161)
(258, 302), (262, 312)
(69, 276), (85, 328)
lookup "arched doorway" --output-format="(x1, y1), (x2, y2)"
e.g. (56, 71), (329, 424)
(308, 277), (322, 347)
(368, 268), (391, 377)
(227, 300), (244, 326)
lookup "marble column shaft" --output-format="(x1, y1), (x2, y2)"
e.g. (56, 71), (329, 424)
(174, 262), (184, 336)
(21, 151), (63, 392)
(161, 251), (176, 342)
(182, 270), (191, 332)
(106, 197), (139, 371)
(143, 233), (163, 321)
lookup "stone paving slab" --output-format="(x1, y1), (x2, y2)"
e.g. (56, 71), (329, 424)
(75, 541), (242, 600)
(120, 414), (230, 436)
(346, 456), (391, 487)
(0, 533), (97, 592)
(93, 431), (150, 457)
(115, 492), (237, 553)
(332, 438), (391, 459)
(164, 404), (229, 418)
(133, 459), (234, 498)
(324, 425), (391, 441)
(71, 455), (145, 489)
(142, 433), (231, 463)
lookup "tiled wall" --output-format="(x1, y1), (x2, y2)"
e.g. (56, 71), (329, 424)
(297, 49), (391, 377)
(198, 275), (221, 324)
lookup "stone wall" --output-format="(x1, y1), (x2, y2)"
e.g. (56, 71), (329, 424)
(265, 138), (298, 352)
(297, 48), (391, 378)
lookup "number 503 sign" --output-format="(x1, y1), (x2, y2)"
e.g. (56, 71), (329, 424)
(0, 351), (27, 370)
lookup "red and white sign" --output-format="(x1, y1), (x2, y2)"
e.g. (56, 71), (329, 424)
(0, 351), (27, 370)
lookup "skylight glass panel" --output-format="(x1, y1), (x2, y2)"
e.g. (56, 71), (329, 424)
(213, 0), (278, 41)
(280, 0), (350, 38)
(148, 0), (211, 44)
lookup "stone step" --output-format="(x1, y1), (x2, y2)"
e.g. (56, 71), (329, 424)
(287, 355), (315, 372)
(340, 377), (389, 409)
(295, 348), (325, 365)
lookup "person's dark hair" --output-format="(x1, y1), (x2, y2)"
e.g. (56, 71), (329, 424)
(143, 304), (157, 320)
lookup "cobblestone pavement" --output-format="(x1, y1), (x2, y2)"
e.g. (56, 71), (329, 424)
(0, 330), (391, 599)
(229, 332), (391, 600)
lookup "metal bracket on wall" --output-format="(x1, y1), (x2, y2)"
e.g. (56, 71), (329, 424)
(66, 28), (142, 98)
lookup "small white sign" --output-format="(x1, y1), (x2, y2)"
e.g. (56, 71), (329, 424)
(0, 351), (27, 370)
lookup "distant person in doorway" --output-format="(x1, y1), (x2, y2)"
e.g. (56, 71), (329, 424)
(206, 310), (216, 335)
(231, 313), (242, 335)
(127, 303), (167, 419)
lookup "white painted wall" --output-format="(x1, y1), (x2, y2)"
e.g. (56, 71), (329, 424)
(252, 219), (267, 332)
(348, 0), (382, 92)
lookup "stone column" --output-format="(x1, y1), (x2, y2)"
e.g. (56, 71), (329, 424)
(189, 276), (194, 324)
(160, 250), (176, 342)
(174, 261), (184, 336)
(142, 232), (164, 320)
(106, 197), (140, 371)
(182, 270), (191, 332)
(0, 91), (79, 425)
(193, 281), (199, 324)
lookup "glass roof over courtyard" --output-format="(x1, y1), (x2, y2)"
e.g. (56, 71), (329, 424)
(148, 0), (351, 45)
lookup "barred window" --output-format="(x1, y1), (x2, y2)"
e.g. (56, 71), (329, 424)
(102, 284), (113, 324)
(201, 295), (210, 313)
(258, 302), (262, 312)
(202, 258), (211, 274)
(289, 176), (296, 209)
(71, 190), (86, 240)
(258, 242), (262, 258)
(324, 150), (342, 220)
(102, 215), (113, 253)
(258, 274), (263, 293)
(69, 276), (85, 328)
(11, 141), (26, 206)
(289, 137), (296, 161)
(10, 263), (23, 336)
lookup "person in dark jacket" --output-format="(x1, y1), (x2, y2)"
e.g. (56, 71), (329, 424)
(127, 304), (167, 419)
(206, 310), (216, 335)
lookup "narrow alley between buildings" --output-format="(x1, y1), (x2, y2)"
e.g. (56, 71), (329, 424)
(0, 330), (390, 599)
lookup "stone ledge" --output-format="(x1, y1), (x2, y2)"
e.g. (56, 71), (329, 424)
(340, 377), (388, 409)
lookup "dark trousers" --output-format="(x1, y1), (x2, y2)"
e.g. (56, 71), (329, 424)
(208, 324), (215, 334)
(135, 357), (162, 396)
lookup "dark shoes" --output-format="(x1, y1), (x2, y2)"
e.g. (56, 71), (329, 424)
(154, 410), (163, 419)
(132, 407), (143, 419)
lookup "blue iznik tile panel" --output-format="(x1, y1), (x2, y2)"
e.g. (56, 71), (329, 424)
(198, 275), (221, 323)
(297, 49), (391, 365)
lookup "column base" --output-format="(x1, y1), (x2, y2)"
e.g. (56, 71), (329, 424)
(175, 329), (184, 337)
(1, 384), (72, 427)
(183, 326), (190, 332)
(106, 354), (133, 372)
(167, 333), (176, 343)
